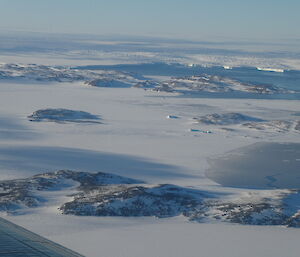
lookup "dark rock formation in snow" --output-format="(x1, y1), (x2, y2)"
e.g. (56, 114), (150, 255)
(85, 79), (132, 88)
(0, 63), (142, 86)
(0, 170), (143, 213)
(60, 184), (208, 217)
(193, 112), (264, 125)
(242, 120), (293, 132)
(28, 108), (102, 124)
(146, 75), (291, 94)
(133, 80), (160, 89)
(190, 190), (300, 227)
(0, 170), (299, 227)
(295, 121), (300, 131)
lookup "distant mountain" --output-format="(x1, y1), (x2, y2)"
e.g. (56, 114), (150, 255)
(0, 63), (296, 96)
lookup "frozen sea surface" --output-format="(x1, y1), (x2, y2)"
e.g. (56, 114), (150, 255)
(207, 142), (300, 189)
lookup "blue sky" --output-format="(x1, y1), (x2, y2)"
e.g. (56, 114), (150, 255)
(0, 0), (299, 41)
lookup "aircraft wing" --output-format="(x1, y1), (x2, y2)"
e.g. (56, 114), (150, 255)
(0, 217), (84, 257)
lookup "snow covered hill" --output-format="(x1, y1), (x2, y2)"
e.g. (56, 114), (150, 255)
(1, 170), (299, 227)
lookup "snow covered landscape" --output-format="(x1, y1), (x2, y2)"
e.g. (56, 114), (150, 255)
(0, 2), (300, 254)
(0, 48), (299, 255)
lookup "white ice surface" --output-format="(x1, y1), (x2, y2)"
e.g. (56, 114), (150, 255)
(0, 79), (300, 256)
(4, 214), (300, 257)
